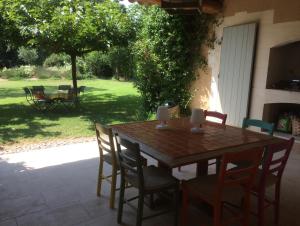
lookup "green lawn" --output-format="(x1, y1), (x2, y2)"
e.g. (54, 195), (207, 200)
(0, 79), (143, 146)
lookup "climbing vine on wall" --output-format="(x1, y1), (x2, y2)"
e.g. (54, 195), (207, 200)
(131, 5), (217, 112)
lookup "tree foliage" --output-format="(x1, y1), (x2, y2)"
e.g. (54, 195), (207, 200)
(18, 47), (38, 65)
(131, 6), (216, 112)
(2, 0), (134, 93)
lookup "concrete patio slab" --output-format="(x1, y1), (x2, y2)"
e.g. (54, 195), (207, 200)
(0, 141), (299, 226)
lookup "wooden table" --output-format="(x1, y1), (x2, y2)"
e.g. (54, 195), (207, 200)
(111, 118), (283, 174)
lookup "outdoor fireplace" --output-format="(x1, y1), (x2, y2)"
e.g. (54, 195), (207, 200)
(266, 41), (300, 92)
(263, 103), (300, 137)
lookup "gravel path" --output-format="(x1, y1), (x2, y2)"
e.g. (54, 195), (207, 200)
(0, 136), (96, 154)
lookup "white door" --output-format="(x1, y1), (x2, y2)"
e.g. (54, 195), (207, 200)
(218, 23), (257, 126)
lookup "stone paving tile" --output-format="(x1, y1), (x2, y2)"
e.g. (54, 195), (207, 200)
(48, 203), (90, 226)
(0, 219), (17, 226)
(16, 210), (56, 226)
(41, 187), (82, 209)
(0, 194), (47, 222)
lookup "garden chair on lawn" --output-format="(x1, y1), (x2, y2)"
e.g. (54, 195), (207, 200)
(23, 87), (54, 111)
(58, 85), (72, 90)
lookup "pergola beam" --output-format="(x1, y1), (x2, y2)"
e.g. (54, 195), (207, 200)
(128, 0), (223, 14)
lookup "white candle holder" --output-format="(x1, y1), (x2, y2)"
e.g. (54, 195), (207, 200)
(190, 108), (205, 133)
(156, 106), (170, 129)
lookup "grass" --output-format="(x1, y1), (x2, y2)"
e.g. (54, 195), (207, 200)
(0, 79), (145, 146)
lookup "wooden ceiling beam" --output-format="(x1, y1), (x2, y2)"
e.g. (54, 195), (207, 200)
(129, 0), (222, 14)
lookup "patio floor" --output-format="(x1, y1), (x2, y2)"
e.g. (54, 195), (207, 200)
(0, 141), (299, 226)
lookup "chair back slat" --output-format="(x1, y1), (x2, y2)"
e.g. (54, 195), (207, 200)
(58, 85), (71, 90)
(204, 110), (227, 125)
(115, 135), (144, 189)
(32, 86), (45, 93)
(260, 138), (294, 181)
(217, 148), (263, 198)
(95, 123), (115, 160)
(242, 118), (274, 135)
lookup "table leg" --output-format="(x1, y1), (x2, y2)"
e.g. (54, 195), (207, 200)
(196, 160), (209, 177)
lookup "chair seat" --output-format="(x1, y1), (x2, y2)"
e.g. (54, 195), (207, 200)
(184, 175), (244, 204)
(127, 165), (178, 192)
(252, 169), (278, 191)
(103, 150), (147, 168)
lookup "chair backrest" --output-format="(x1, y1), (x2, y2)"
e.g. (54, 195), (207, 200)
(259, 137), (294, 187)
(78, 86), (86, 94)
(95, 123), (116, 165)
(32, 86), (45, 93)
(115, 135), (144, 189)
(23, 87), (34, 101)
(58, 85), (71, 90)
(204, 110), (227, 125)
(23, 87), (31, 94)
(242, 118), (274, 135)
(216, 147), (263, 200)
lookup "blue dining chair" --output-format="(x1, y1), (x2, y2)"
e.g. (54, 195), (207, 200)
(242, 118), (275, 135)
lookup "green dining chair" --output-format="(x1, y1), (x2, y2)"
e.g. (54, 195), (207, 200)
(242, 118), (275, 135)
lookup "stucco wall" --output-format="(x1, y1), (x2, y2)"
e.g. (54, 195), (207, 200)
(191, 1), (300, 123)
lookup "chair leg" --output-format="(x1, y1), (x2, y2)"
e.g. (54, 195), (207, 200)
(96, 159), (104, 197)
(181, 186), (189, 226)
(118, 175), (126, 224)
(274, 183), (281, 225)
(136, 192), (144, 226)
(213, 204), (222, 226)
(174, 187), (179, 226)
(109, 165), (118, 209)
(257, 190), (265, 226)
(242, 191), (251, 226)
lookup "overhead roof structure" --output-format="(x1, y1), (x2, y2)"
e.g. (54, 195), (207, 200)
(128, 0), (223, 14)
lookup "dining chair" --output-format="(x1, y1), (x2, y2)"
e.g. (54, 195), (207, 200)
(242, 118), (275, 135)
(95, 123), (147, 209)
(251, 137), (294, 226)
(115, 135), (180, 226)
(58, 85), (71, 90)
(204, 110), (227, 125)
(181, 147), (263, 226)
(95, 123), (118, 209)
(179, 110), (227, 172)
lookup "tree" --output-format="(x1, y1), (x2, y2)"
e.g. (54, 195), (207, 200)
(18, 47), (38, 65)
(3, 0), (133, 99)
(0, 11), (24, 68)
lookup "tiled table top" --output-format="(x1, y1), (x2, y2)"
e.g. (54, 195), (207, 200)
(111, 118), (283, 167)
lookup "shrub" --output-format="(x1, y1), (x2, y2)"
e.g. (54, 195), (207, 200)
(0, 66), (34, 79)
(132, 6), (216, 112)
(43, 53), (70, 67)
(80, 51), (113, 78)
(109, 47), (135, 80)
(17, 47), (38, 65)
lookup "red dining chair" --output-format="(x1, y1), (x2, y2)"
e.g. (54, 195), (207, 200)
(251, 137), (294, 226)
(181, 147), (263, 226)
(179, 110), (227, 172)
(204, 110), (227, 125)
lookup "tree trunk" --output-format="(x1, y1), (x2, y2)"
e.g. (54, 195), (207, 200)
(70, 54), (78, 105)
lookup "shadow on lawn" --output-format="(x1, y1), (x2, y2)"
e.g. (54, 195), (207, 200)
(0, 104), (62, 145)
(0, 92), (143, 145)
